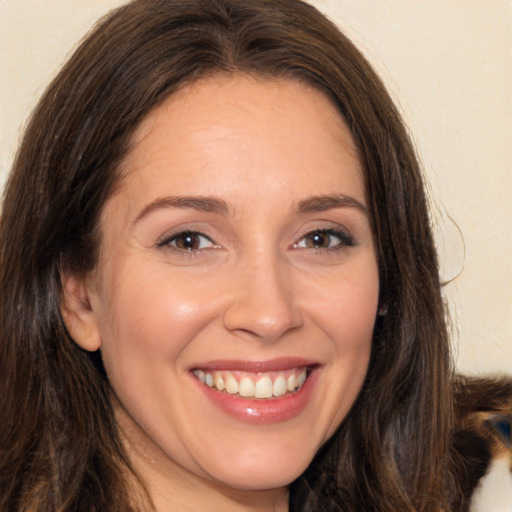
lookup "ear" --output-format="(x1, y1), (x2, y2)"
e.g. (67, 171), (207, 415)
(61, 273), (102, 352)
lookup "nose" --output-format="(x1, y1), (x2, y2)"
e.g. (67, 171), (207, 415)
(223, 256), (303, 342)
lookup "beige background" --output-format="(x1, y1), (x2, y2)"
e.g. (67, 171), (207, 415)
(0, 1), (511, 509)
(0, 1), (510, 376)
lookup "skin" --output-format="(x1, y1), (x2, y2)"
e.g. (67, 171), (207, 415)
(62, 75), (380, 511)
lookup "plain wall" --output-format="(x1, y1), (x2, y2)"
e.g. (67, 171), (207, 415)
(0, 1), (510, 378)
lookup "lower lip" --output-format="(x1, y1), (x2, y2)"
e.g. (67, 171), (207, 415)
(192, 370), (318, 425)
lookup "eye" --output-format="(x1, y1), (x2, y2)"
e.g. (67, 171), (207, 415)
(157, 230), (215, 251)
(294, 229), (353, 250)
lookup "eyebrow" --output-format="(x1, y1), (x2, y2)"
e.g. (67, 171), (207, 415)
(295, 194), (368, 215)
(134, 192), (368, 224)
(134, 195), (229, 223)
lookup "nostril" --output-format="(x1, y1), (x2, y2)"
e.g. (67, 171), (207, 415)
(222, 295), (303, 341)
(222, 262), (303, 340)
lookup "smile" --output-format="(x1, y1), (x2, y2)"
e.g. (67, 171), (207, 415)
(192, 368), (308, 399)
(190, 359), (319, 424)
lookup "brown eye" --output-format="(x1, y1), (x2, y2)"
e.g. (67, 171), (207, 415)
(174, 233), (201, 250)
(158, 231), (214, 251)
(296, 229), (354, 250)
(304, 231), (330, 249)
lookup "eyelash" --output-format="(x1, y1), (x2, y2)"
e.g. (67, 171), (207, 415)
(156, 230), (216, 253)
(156, 228), (353, 255)
(293, 228), (354, 252)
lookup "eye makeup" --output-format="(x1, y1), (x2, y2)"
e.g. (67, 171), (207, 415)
(157, 230), (217, 251)
(293, 228), (354, 251)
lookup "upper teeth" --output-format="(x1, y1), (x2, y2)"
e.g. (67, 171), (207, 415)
(192, 369), (308, 399)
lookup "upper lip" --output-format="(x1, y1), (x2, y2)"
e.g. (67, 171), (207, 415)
(190, 357), (320, 373)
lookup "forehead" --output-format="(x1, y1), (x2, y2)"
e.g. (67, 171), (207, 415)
(113, 74), (365, 213)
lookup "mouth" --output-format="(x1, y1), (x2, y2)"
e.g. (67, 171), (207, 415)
(190, 360), (319, 424)
(192, 367), (309, 399)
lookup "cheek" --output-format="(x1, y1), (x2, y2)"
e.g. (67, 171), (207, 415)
(318, 273), (377, 373)
(96, 261), (226, 379)
(303, 263), (378, 434)
(305, 262), (379, 342)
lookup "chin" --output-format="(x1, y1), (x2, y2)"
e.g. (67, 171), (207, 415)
(200, 441), (317, 491)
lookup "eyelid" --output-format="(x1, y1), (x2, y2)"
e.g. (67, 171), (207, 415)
(156, 229), (217, 251)
(154, 223), (355, 256)
(292, 225), (355, 250)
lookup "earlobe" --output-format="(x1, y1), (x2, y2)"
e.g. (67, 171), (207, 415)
(61, 273), (102, 352)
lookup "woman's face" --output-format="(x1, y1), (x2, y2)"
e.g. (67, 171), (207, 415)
(70, 75), (379, 497)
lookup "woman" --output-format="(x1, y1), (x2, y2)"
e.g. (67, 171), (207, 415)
(0, 0), (509, 510)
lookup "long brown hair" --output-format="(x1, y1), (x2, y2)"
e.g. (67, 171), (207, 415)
(1, 0), (454, 510)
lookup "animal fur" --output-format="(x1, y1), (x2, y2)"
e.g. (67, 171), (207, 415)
(451, 375), (512, 511)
